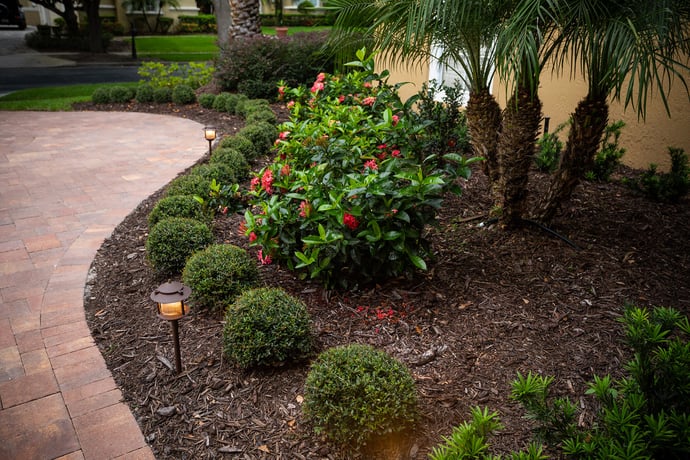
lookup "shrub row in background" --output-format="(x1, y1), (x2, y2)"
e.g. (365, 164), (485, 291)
(215, 31), (335, 99)
(176, 14), (217, 34)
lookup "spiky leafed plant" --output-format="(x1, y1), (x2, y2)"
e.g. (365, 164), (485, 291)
(229, 0), (262, 38)
(534, 0), (690, 223)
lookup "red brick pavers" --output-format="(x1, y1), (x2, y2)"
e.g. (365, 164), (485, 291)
(0, 111), (206, 459)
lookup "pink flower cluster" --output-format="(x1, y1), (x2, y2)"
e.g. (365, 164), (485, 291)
(261, 169), (274, 195)
(257, 249), (272, 265)
(299, 200), (311, 218)
(311, 72), (326, 93)
(363, 159), (378, 172)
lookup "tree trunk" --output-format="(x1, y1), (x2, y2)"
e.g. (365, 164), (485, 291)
(214, 0), (231, 46)
(62, 1), (80, 36)
(498, 86), (542, 228)
(228, 0), (261, 39)
(85, 0), (104, 53)
(533, 94), (609, 223)
(465, 87), (502, 207)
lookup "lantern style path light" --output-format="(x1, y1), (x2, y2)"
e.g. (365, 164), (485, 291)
(203, 127), (217, 156)
(151, 281), (191, 374)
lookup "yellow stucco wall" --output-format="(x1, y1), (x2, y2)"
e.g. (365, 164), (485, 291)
(379, 56), (690, 171)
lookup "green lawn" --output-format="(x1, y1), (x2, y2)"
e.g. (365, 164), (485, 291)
(0, 83), (137, 111)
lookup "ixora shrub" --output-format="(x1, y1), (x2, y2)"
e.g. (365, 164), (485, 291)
(243, 48), (477, 287)
(222, 287), (312, 368)
(147, 195), (207, 228)
(146, 217), (212, 274)
(303, 344), (419, 450)
(182, 244), (258, 312)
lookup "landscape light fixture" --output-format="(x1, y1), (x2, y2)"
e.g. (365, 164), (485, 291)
(151, 281), (191, 374)
(203, 127), (217, 156)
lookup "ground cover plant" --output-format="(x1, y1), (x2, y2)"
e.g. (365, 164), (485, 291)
(78, 67), (690, 458)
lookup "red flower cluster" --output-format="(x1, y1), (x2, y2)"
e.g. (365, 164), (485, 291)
(363, 159), (378, 171)
(257, 249), (272, 265)
(362, 96), (376, 106)
(311, 72), (326, 93)
(299, 200), (311, 218)
(343, 213), (359, 231)
(261, 169), (274, 194)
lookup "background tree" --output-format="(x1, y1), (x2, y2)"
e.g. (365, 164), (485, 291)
(122, 0), (180, 33)
(29, 0), (104, 52)
(213, 0), (232, 45)
(534, 0), (690, 222)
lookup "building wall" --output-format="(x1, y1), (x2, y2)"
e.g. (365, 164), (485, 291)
(378, 56), (690, 172)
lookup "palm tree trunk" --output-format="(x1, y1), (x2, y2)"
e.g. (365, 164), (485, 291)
(534, 94), (608, 223)
(466, 87), (502, 206)
(229, 0), (262, 39)
(498, 86), (542, 228)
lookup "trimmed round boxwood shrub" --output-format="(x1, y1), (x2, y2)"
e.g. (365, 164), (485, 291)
(223, 287), (312, 368)
(153, 87), (172, 103)
(237, 122), (278, 157)
(210, 148), (250, 180)
(109, 86), (135, 103)
(211, 92), (234, 112)
(219, 135), (259, 161)
(198, 93), (216, 109)
(146, 217), (212, 274)
(245, 108), (277, 125)
(172, 84), (196, 105)
(135, 84), (155, 103)
(166, 163), (238, 197)
(166, 173), (211, 198)
(303, 344), (419, 449)
(182, 244), (259, 312)
(147, 195), (207, 228)
(92, 87), (111, 104)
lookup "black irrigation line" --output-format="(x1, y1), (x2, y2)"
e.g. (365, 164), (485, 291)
(478, 217), (582, 251)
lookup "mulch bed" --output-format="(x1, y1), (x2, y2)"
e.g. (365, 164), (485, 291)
(78, 100), (690, 459)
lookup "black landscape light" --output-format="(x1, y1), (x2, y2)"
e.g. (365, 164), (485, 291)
(151, 281), (191, 374)
(203, 127), (217, 156)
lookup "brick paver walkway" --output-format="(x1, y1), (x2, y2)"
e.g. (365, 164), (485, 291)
(0, 111), (205, 459)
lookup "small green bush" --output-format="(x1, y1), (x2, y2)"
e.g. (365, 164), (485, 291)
(146, 217), (212, 274)
(211, 92), (237, 113)
(219, 135), (259, 161)
(209, 147), (250, 180)
(586, 120), (626, 182)
(92, 87), (111, 104)
(135, 84), (155, 103)
(147, 195), (207, 228)
(233, 94), (250, 116)
(172, 84), (196, 105)
(166, 173), (212, 198)
(223, 287), (312, 368)
(303, 344), (418, 450)
(153, 87), (172, 103)
(508, 304), (690, 458)
(245, 108), (277, 125)
(237, 122), (277, 157)
(182, 244), (259, 312)
(109, 86), (135, 103)
(632, 147), (690, 203)
(198, 93), (216, 109)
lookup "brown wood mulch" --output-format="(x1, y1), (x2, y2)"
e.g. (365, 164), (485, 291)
(78, 100), (690, 459)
